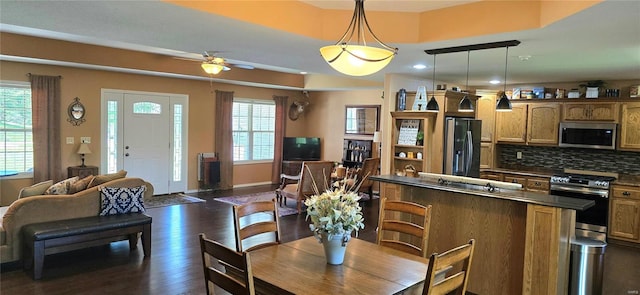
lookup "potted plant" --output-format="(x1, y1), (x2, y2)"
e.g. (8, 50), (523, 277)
(416, 131), (424, 146)
(579, 80), (606, 98)
(304, 178), (365, 265)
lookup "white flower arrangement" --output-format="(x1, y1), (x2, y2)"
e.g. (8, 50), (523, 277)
(304, 173), (366, 243)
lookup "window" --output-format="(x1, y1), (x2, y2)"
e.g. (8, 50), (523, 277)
(232, 100), (275, 161)
(0, 82), (33, 175)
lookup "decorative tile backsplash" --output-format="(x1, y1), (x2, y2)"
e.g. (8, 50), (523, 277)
(499, 145), (640, 175)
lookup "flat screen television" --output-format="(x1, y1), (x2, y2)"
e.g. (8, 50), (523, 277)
(282, 137), (321, 161)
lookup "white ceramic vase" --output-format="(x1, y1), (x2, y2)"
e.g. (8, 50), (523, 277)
(321, 232), (351, 265)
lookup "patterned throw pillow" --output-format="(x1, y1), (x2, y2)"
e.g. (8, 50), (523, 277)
(18, 180), (54, 198)
(44, 177), (79, 195)
(99, 185), (146, 216)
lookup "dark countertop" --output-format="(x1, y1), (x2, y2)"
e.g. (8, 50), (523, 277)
(482, 167), (640, 187)
(371, 174), (595, 211)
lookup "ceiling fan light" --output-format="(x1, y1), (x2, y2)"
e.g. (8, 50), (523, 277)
(426, 96), (439, 112)
(320, 45), (395, 76)
(201, 62), (225, 75)
(496, 92), (512, 112)
(458, 95), (474, 112)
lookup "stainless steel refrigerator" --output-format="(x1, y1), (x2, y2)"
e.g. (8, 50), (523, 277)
(444, 117), (482, 177)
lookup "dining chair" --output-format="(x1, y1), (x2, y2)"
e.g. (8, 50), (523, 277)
(422, 239), (475, 295)
(198, 233), (255, 295)
(233, 198), (281, 252)
(276, 161), (334, 214)
(376, 197), (432, 257)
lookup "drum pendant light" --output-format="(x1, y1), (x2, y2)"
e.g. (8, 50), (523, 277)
(458, 51), (474, 112)
(496, 46), (513, 111)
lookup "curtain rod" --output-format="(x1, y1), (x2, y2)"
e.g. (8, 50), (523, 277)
(27, 73), (63, 78)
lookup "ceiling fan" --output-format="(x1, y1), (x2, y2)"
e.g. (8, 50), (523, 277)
(175, 51), (255, 74)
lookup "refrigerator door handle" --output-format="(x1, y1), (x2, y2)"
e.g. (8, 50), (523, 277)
(466, 131), (473, 176)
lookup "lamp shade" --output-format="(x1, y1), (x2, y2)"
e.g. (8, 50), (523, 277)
(201, 63), (225, 75)
(77, 143), (92, 155)
(458, 95), (474, 112)
(496, 93), (513, 112)
(373, 131), (382, 143)
(426, 96), (439, 112)
(320, 45), (395, 76)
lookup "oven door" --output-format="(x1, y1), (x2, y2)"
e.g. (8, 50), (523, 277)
(550, 184), (609, 240)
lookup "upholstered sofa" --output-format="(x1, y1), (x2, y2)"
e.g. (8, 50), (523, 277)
(0, 177), (154, 264)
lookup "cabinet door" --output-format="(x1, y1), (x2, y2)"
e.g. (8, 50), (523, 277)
(527, 103), (560, 145)
(480, 142), (493, 169)
(609, 198), (640, 241)
(562, 104), (590, 121)
(588, 102), (618, 121)
(480, 171), (503, 181)
(495, 104), (527, 143)
(526, 177), (550, 193)
(503, 174), (526, 187)
(476, 94), (496, 142)
(619, 102), (640, 150)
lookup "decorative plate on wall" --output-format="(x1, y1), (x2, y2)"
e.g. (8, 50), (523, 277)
(67, 97), (85, 126)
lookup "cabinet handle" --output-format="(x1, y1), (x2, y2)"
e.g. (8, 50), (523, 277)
(623, 191), (631, 196)
(535, 182), (541, 186)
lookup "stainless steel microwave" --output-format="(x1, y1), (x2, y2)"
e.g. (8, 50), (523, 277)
(559, 122), (617, 150)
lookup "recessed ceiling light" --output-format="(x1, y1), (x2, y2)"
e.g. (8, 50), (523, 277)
(518, 55), (531, 61)
(413, 64), (427, 70)
(490, 80), (501, 84)
(300, 71), (307, 74)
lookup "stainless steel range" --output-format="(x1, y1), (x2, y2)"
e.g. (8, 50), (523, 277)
(550, 171), (616, 242)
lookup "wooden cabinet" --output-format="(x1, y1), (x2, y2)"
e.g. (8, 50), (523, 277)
(480, 142), (493, 169)
(609, 185), (640, 243)
(619, 102), (640, 150)
(527, 103), (560, 145)
(68, 166), (98, 179)
(480, 171), (503, 181)
(502, 173), (550, 193)
(390, 111), (434, 174)
(342, 139), (372, 168)
(475, 90), (496, 142)
(562, 102), (618, 122)
(495, 104), (527, 143)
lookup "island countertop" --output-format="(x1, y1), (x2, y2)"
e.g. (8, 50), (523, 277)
(371, 174), (594, 211)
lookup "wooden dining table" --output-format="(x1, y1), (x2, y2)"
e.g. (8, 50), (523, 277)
(250, 236), (430, 295)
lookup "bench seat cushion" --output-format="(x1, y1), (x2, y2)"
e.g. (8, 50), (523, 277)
(22, 213), (152, 241)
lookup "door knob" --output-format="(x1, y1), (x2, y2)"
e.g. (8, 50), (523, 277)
(125, 146), (129, 149)
(125, 153), (130, 157)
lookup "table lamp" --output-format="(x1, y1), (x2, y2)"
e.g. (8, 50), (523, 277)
(373, 131), (382, 158)
(77, 143), (92, 167)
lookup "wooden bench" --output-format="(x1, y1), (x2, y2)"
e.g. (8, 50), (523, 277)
(22, 213), (152, 279)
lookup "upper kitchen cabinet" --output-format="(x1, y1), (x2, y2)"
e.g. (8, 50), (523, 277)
(495, 104), (527, 143)
(527, 103), (560, 145)
(475, 90), (497, 142)
(619, 102), (640, 150)
(562, 102), (618, 122)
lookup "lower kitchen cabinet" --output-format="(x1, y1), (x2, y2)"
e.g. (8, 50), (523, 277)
(609, 185), (640, 243)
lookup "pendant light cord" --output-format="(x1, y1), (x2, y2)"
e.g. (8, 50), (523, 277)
(432, 54), (436, 93)
(465, 50), (470, 92)
(503, 46), (509, 93)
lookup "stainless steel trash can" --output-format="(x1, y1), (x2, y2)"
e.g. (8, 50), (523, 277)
(570, 237), (606, 295)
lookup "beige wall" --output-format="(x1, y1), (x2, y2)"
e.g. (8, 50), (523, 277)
(303, 90), (384, 163)
(0, 60), (310, 204)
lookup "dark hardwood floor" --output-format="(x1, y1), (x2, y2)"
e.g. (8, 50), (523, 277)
(1, 184), (638, 294)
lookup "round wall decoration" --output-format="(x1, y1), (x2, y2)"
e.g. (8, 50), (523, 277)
(67, 97), (86, 126)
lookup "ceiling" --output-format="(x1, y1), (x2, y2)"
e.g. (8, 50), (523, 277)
(1, 0), (639, 90)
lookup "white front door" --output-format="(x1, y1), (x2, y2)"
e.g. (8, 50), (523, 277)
(123, 94), (170, 194)
(101, 89), (188, 196)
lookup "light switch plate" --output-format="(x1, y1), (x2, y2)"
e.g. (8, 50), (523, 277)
(80, 137), (91, 144)
(516, 151), (523, 159)
(66, 137), (74, 144)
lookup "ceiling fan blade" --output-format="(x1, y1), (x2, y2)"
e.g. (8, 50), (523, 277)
(231, 63), (255, 70)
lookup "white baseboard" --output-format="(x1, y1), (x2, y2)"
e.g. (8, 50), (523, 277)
(233, 181), (274, 188)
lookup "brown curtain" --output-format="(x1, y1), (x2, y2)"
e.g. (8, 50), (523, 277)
(29, 74), (62, 183)
(215, 90), (234, 189)
(272, 95), (288, 184)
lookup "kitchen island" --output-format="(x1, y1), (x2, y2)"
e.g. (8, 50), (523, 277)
(371, 174), (594, 295)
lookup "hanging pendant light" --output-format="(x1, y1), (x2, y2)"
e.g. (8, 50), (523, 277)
(458, 51), (474, 112)
(496, 46), (513, 112)
(426, 54), (439, 112)
(319, 0), (398, 76)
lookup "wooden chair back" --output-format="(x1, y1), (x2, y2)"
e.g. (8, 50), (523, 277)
(422, 239), (475, 295)
(233, 198), (281, 252)
(376, 198), (432, 257)
(354, 157), (379, 195)
(199, 233), (255, 295)
(298, 161), (334, 195)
